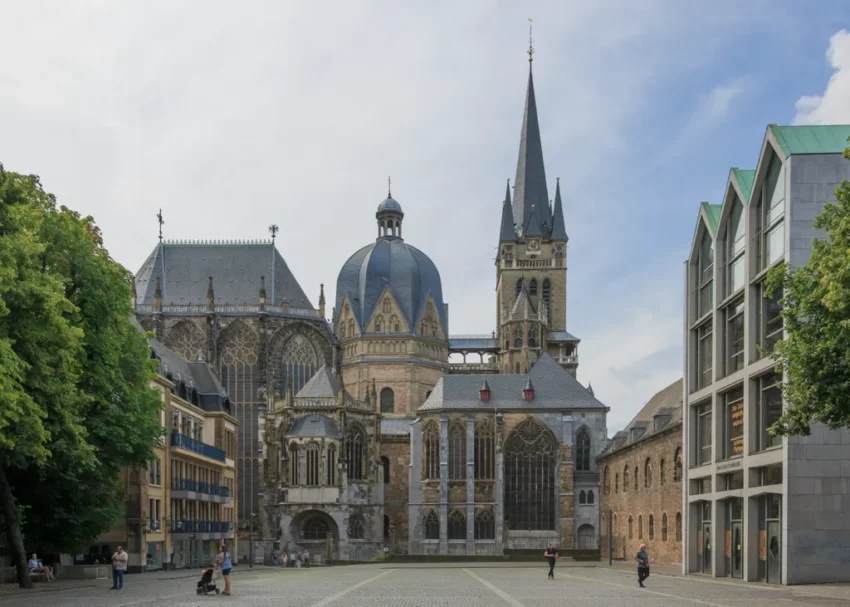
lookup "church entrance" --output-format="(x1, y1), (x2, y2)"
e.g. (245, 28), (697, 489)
(290, 510), (339, 563)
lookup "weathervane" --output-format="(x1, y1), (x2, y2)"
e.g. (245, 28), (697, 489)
(269, 224), (279, 242)
(157, 209), (164, 242)
(528, 18), (534, 63)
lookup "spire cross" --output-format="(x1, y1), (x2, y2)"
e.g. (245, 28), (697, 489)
(388, 176), (392, 198)
(157, 209), (164, 242)
(269, 224), (279, 241)
(527, 18), (534, 63)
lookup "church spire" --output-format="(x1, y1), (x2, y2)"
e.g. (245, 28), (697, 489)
(551, 177), (568, 241)
(499, 179), (516, 242)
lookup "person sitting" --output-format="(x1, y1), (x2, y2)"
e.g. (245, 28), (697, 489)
(28, 553), (55, 582)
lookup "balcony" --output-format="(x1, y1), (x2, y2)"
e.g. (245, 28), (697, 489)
(170, 432), (226, 462)
(170, 478), (232, 503)
(170, 519), (235, 539)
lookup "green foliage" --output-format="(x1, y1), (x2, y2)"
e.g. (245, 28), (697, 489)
(0, 164), (163, 554)
(766, 146), (850, 436)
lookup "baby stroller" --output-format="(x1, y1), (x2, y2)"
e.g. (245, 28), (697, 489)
(196, 567), (220, 595)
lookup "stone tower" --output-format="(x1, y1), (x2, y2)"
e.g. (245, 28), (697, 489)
(495, 58), (579, 376)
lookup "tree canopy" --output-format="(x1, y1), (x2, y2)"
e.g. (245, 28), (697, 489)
(0, 165), (162, 584)
(766, 145), (850, 436)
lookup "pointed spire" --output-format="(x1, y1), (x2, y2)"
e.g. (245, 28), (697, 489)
(512, 63), (550, 239)
(318, 283), (326, 318)
(499, 179), (516, 242)
(587, 382), (594, 397)
(551, 177), (568, 241)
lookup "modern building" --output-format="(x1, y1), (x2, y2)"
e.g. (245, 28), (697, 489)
(683, 124), (850, 584)
(91, 337), (239, 571)
(598, 380), (683, 565)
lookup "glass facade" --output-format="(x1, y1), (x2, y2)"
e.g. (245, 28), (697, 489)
(723, 387), (744, 459)
(757, 373), (783, 451)
(695, 402), (712, 466)
(725, 299), (745, 375)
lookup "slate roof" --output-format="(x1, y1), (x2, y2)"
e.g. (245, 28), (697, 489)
(335, 231), (447, 334)
(135, 241), (313, 309)
(598, 378), (682, 459)
(550, 179), (568, 242)
(381, 417), (413, 437)
(295, 365), (340, 398)
(286, 415), (340, 438)
(499, 181), (517, 242)
(548, 330), (580, 343)
(448, 336), (499, 350)
(418, 352), (608, 412)
(149, 338), (232, 414)
(769, 124), (850, 157)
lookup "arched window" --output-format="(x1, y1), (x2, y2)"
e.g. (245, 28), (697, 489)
(448, 510), (466, 540)
(384, 515), (390, 540)
(514, 328), (522, 348)
(648, 514), (655, 541)
(348, 515), (364, 539)
(327, 444), (337, 486)
(303, 515), (329, 540)
(628, 516), (634, 539)
(346, 425), (366, 480)
(424, 510), (439, 540)
(474, 509), (495, 540)
(306, 442), (320, 486)
(289, 443), (299, 485)
(448, 422), (466, 480)
(374, 314), (383, 333)
(659, 459), (666, 485)
(504, 419), (557, 531)
(474, 419), (494, 480)
(542, 279), (551, 324)
(380, 387), (394, 413)
(603, 466), (610, 495)
(423, 422), (439, 480)
(662, 513), (668, 542)
(615, 472), (619, 494)
(579, 490), (587, 505)
(676, 512), (682, 542)
(529, 278), (538, 296)
(674, 448), (683, 482)
(623, 466), (629, 492)
(644, 458), (652, 488)
(638, 515), (643, 540)
(527, 329), (537, 348)
(516, 278), (524, 295)
(588, 490), (595, 505)
(381, 456), (390, 484)
(577, 524), (596, 549)
(575, 428), (591, 471)
(634, 466), (638, 490)
(348, 319), (355, 336)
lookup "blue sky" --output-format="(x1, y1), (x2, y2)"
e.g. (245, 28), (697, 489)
(1, 1), (849, 431)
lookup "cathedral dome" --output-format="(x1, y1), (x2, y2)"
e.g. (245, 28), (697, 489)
(377, 197), (402, 213)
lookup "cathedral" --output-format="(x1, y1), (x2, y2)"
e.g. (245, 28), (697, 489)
(134, 52), (608, 561)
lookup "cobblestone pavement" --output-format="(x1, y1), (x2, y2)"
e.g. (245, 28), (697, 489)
(3, 563), (850, 606)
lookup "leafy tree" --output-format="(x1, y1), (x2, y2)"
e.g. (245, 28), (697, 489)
(766, 144), (850, 436)
(0, 165), (162, 587)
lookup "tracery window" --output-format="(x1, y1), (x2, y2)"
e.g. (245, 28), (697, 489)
(644, 458), (652, 488)
(448, 421), (466, 480)
(289, 443), (299, 485)
(348, 319), (355, 336)
(529, 278), (538, 296)
(575, 428), (591, 471)
(166, 320), (204, 362)
(514, 328), (522, 348)
(674, 448), (683, 482)
(374, 315), (383, 333)
(306, 442), (320, 486)
(542, 279), (551, 324)
(345, 425), (366, 480)
(474, 509), (495, 540)
(474, 419), (494, 480)
(527, 329), (537, 348)
(448, 509), (466, 540)
(423, 422), (439, 480)
(278, 333), (319, 398)
(327, 444), (337, 486)
(339, 324), (346, 338)
(380, 387), (394, 413)
(303, 515), (329, 540)
(348, 515), (365, 539)
(424, 510), (439, 540)
(504, 418), (557, 531)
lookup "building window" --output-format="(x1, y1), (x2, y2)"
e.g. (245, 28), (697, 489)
(424, 510), (440, 540)
(381, 456), (390, 484)
(306, 442), (320, 486)
(628, 516), (633, 540)
(695, 229), (713, 319)
(758, 373), (783, 451)
(758, 282), (783, 355)
(516, 278), (524, 296)
(504, 419), (557, 531)
(289, 443), (299, 485)
(623, 466), (629, 493)
(579, 490), (586, 505)
(634, 466), (638, 491)
(757, 155), (786, 270)
(474, 509), (495, 540)
(726, 198), (745, 296)
(638, 515), (643, 540)
(448, 421), (466, 480)
(514, 328), (523, 348)
(327, 444), (336, 486)
(303, 515), (329, 540)
(380, 387), (394, 413)
(423, 422), (439, 480)
(674, 448), (682, 482)
(724, 386), (744, 459)
(587, 490), (595, 505)
(339, 324), (345, 339)
(474, 419), (494, 480)
(659, 459), (666, 485)
(527, 329), (537, 348)
(345, 425), (366, 480)
(448, 510), (466, 540)
(374, 315), (383, 333)
(697, 320), (713, 389)
(577, 524), (596, 549)
(725, 298), (745, 375)
(615, 472), (619, 494)
(529, 278), (538, 296)
(575, 428), (591, 471)
(149, 457), (161, 486)
(603, 466), (610, 495)
(676, 512), (682, 542)
(694, 402), (712, 466)
(542, 279), (551, 324)
(348, 515), (364, 539)
(644, 458), (652, 488)
(648, 515), (655, 541)
(756, 463), (783, 486)
(662, 513), (668, 542)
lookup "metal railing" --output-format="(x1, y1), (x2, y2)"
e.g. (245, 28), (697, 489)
(170, 520), (234, 534)
(171, 478), (230, 497)
(170, 432), (226, 462)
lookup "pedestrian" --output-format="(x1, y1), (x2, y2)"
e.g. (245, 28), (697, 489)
(273, 550), (279, 567)
(296, 551), (302, 568)
(214, 543), (232, 596)
(27, 553), (55, 582)
(290, 552), (297, 568)
(635, 543), (650, 587)
(543, 541), (558, 579)
(302, 549), (310, 568)
(110, 546), (128, 589)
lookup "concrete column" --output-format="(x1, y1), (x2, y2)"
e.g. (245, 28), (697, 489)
(712, 499), (724, 577)
(466, 415), (475, 555)
(744, 495), (759, 581)
(439, 415), (448, 554)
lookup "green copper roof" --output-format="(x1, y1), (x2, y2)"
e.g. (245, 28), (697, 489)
(701, 202), (721, 235)
(731, 168), (756, 204)
(769, 124), (850, 157)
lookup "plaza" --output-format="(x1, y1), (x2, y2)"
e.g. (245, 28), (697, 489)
(3, 563), (850, 607)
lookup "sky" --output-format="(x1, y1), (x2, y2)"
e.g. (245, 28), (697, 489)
(2, 1), (850, 433)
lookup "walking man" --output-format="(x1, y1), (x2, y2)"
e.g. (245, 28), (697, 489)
(543, 541), (558, 580)
(111, 546), (128, 589)
(635, 543), (650, 587)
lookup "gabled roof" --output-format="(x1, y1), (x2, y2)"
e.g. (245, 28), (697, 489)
(730, 168), (756, 204)
(295, 365), (340, 398)
(419, 352), (608, 412)
(286, 415), (340, 438)
(701, 202), (722, 235)
(769, 124), (850, 157)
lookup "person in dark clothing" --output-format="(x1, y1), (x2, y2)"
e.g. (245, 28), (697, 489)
(635, 543), (650, 587)
(544, 541), (558, 579)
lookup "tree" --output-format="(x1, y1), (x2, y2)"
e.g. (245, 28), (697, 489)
(766, 144), (850, 436)
(0, 165), (162, 587)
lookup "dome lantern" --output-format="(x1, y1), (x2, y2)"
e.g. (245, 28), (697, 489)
(376, 177), (404, 240)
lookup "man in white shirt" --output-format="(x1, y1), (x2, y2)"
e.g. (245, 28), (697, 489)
(111, 546), (128, 589)
(27, 553), (55, 582)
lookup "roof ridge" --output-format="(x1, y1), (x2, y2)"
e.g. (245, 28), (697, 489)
(162, 239), (273, 246)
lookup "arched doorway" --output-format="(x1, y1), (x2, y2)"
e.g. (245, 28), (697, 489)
(577, 524), (596, 549)
(504, 418), (557, 534)
(290, 510), (340, 562)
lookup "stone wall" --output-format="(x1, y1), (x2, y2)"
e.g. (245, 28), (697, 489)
(342, 360), (444, 415)
(381, 440), (411, 548)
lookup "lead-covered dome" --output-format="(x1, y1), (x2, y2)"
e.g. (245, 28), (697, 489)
(377, 197), (402, 213)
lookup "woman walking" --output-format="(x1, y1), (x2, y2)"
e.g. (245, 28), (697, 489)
(214, 543), (232, 596)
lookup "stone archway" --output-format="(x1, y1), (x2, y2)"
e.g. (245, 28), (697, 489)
(289, 510), (340, 562)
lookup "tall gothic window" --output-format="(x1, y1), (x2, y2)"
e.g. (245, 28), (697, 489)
(474, 509), (495, 540)
(674, 448), (682, 482)
(423, 422), (439, 480)
(306, 442), (320, 486)
(448, 422), (466, 480)
(514, 328), (522, 348)
(504, 419), (557, 531)
(575, 428), (591, 471)
(348, 319), (355, 336)
(628, 516), (633, 539)
(474, 419), (494, 480)
(346, 425), (366, 480)
(289, 443), (299, 485)
(380, 388), (394, 413)
(615, 472), (619, 494)
(623, 465), (629, 492)
(649, 514), (655, 541)
(278, 333), (319, 398)
(676, 512), (682, 542)
(634, 466), (638, 491)
(603, 466), (610, 495)
(516, 278), (524, 296)
(326, 444), (337, 486)
(662, 513), (668, 542)
(381, 456), (390, 483)
(659, 459), (666, 485)
(527, 329), (537, 348)
(638, 515), (643, 539)
(448, 510), (466, 540)
(529, 278), (538, 296)
(542, 279), (551, 324)
(424, 510), (439, 540)
(644, 458), (652, 488)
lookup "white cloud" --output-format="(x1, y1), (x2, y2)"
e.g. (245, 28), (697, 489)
(794, 29), (850, 124)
